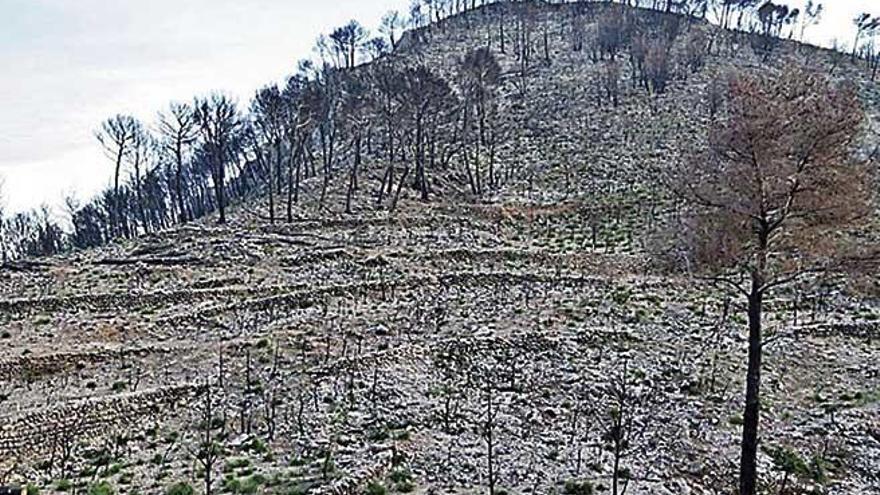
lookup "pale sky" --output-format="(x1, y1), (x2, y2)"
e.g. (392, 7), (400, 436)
(0, 0), (875, 214)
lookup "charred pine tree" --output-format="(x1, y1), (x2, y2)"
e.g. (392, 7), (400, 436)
(460, 48), (502, 196)
(283, 75), (313, 219)
(95, 115), (141, 236)
(194, 94), (241, 225)
(251, 85), (287, 223)
(158, 102), (199, 223)
(191, 380), (223, 495)
(393, 65), (456, 209)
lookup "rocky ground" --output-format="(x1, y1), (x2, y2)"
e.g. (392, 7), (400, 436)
(1, 196), (878, 495)
(2, 2), (880, 495)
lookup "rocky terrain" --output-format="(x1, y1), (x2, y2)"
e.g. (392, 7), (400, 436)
(1, 2), (879, 495)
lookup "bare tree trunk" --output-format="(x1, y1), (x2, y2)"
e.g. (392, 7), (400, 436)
(346, 136), (361, 213)
(287, 139), (302, 223)
(134, 152), (146, 234)
(294, 152), (302, 206)
(739, 272), (764, 495)
(378, 166), (393, 205)
(391, 167), (410, 212)
(486, 380), (496, 495)
(176, 140), (188, 223)
(214, 150), (227, 225)
(113, 147), (124, 236)
(416, 115), (428, 202)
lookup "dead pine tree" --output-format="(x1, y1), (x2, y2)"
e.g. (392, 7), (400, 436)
(660, 66), (874, 495)
(263, 384), (280, 442)
(194, 93), (240, 225)
(158, 102), (199, 223)
(596, 358), (659, 495)
(190, 380), (224, 495)
(481, 368), (499, 495)
(250, 85), (286, 223)
(51, 420), (83, 481)
(95, 115), (142, 236)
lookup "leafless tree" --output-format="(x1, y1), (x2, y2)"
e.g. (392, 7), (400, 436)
(189, 380), (224, 495)
(705, 72), (726, 119)
(394, 65), (457, 207)
(329, 20), (369, 69)
(513, 1), (537, 91)
(798, 1), (823, 41)
(482, 369), (498, 495)
(96, 114), (142, 235)
(371, 61), (404, 205)
(306, 63), (343, 207)
(158, 102), (199, 223)
(380, 10), (405, 50)
(282, 75), (314, 219)
(853, 13), (880, 62)
(600, 60), (621, 107)
(597, 358), (660, 495)
(128, 125), (152, 234)
(460, 48), (502, 195)
(868, 41), (880, 81)
(685, 30), (708, 73)
(644, 39), (673, 94)
(569, 4), (586, 52)
(340, 74), (371, 214)
(597, 7), (629, 61)
(251, 84), (287, 222)
(194, 94), (241, 224)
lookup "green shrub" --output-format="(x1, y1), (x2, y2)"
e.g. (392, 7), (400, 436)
(366, 482), (387, 495)
(395, 481), (415, 493)
(223, 477), (242, 493)
(88, 481), (115, 495)
(166, 482), (195, 495)
(224, 457), (251, 471)
(244, 437), (268, 454)
(55, 479), (73, 492)
(809, 455), (830, 484)
(564, 479), (594, 495)
(388, 469), (411, 484)
(239, 476), (262, 494)
(770, 446), (831, 485)
(770, 447), (809, 476)
(367, 428), (390, 442)
(222, 475), (264, 494)
(276, 483), (307, 495)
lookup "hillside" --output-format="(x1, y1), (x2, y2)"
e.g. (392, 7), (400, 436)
(1, 3), (880, 495)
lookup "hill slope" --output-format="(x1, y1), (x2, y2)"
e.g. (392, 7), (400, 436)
(1, 3), (879, 495)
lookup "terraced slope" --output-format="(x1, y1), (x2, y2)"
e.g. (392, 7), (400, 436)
(1, 200), (878, 494)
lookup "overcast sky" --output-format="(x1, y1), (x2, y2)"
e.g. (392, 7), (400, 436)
(0, 0), (875, 214)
